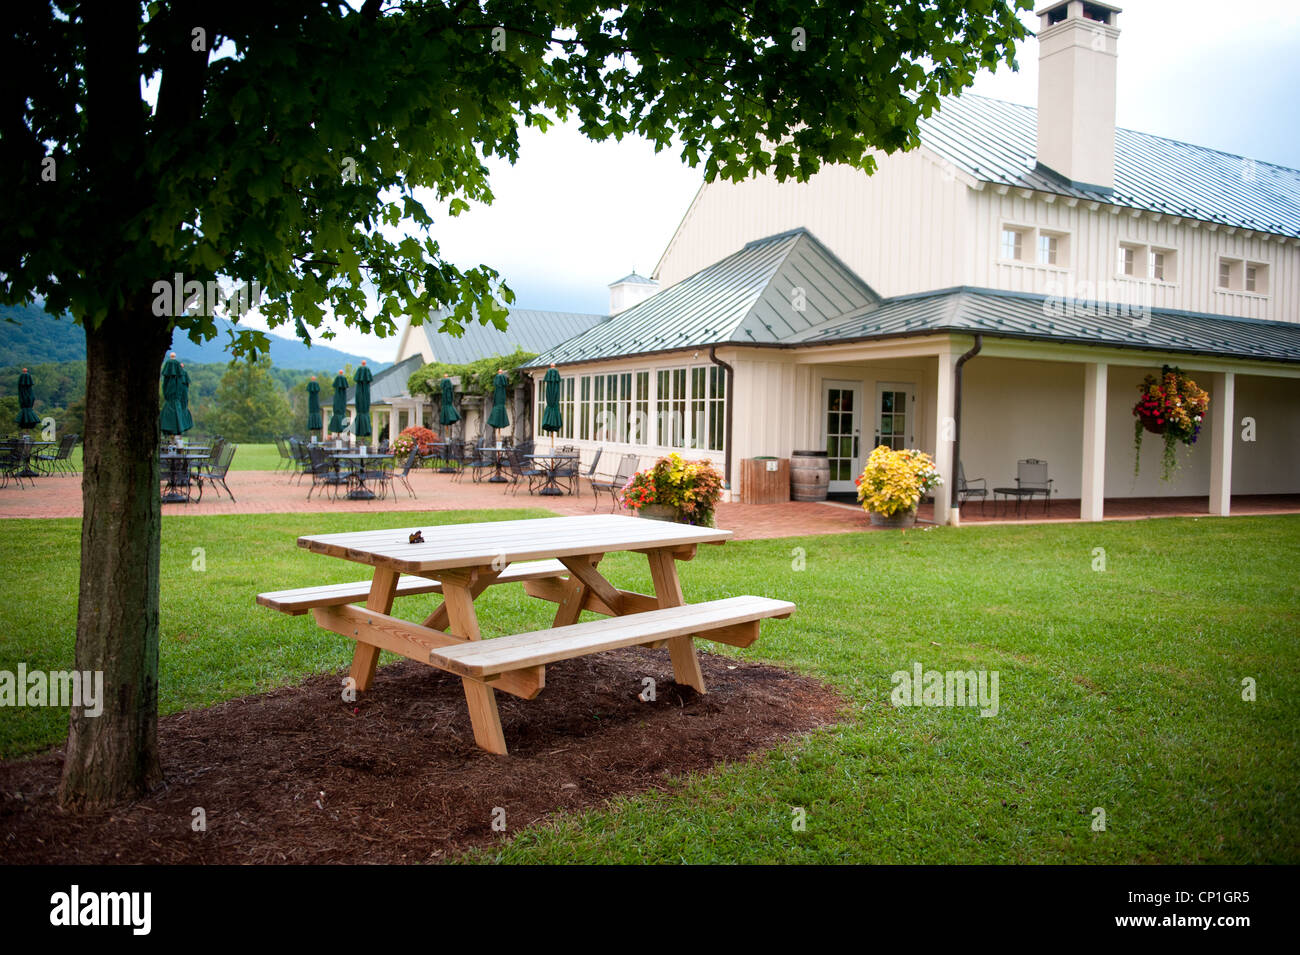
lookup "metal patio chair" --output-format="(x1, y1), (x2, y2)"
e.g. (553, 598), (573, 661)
(957, 461), (988, 515)
(1015, 458), (1054, 514)
(202, 442), (238, 501)
(590, 453), (639, 512)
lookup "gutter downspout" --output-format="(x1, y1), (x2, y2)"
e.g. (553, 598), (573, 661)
(708, 345), (735, 497)
(950, 334), (983, 523)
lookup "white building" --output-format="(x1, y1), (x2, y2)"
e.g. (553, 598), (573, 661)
(519, 0), (1300, 521)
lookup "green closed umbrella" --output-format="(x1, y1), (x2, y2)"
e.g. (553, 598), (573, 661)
(439, 375), (460, 431)
(329, 371), (348, 435)
(179, 364), (194, 433)
(159, 353), (186, 436)
(353, 361), (373, 439)
(16, 368), (39, 429)
(541, 366), (562, 447)
(487, 369), (510, 436)
(306, 377), (323, 434)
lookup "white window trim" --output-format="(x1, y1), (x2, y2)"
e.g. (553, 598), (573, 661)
(999, 222), (1072, 271)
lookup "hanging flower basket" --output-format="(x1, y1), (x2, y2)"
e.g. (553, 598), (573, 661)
(855, 446), (942, 527)
(1132, 365), (1209, 481)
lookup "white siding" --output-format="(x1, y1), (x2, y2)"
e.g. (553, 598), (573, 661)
(656, 148), (972, 298)
(655, 147), (1300, 323)
(970, 189), (1300, 321)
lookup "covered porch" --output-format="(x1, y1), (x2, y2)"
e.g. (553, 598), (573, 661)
(742, 332), (1300, 524)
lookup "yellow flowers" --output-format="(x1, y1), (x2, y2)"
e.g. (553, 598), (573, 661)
(855, 446), (943, 517)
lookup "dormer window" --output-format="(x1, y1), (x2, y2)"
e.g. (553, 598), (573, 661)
(1001, 227), (1026, 262)
(1001, 224), (1069, 268)
(1118, 243), (1177, 283)
(1038, 233), (1059, 266)
(1119, 243), (1140, 276)
(1246, 263), (1269, 294)
(1217, 258), (1267, 295)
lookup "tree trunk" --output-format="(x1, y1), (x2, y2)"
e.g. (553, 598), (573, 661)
(58, 307), (171, 809)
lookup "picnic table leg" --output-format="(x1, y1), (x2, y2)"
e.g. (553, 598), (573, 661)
(349, 566), (399, 691)
(441, 571), (508, 755)
(647, 547), (707, 694)
(551, 554), (601, 627)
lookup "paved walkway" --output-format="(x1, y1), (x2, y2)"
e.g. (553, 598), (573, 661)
(2, 468), (1297, 540)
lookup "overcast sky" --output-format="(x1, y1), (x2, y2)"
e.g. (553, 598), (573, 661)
(246, 0), (1300, 362)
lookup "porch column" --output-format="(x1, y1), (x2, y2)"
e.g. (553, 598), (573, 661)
(1209, 372), (1235, 516)
(934, 351), (955, 526)
(1080, 362), (1108, 522)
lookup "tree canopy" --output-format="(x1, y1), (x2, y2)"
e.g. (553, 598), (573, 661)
(2, 0), (1028, 349)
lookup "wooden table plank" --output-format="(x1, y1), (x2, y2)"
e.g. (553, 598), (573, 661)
(297, 515), (731, 573)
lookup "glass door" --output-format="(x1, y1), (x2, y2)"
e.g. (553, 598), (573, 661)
(874, 382), (916, 450)
(823, 380), (862, 493)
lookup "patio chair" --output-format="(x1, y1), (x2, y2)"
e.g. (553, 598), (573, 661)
(590, 453), (639, 512)
(202, 442), (238, 501)
(0, 442), (31, 489)
(503, 447), (544, 496)
(289, 437), (314, 484)
(466, 441), (499, 484)
(392, 446), (419, 499)
(35, 433), (78, 476)
(957, 461), (987, 515)
(1015, 458), (1054, 514)
(271, 435), (288, 471)
(306, 445), (347, 500)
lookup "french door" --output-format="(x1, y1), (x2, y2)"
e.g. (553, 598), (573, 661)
(823, 380), (862, 492)
(874, 382), (917, 451)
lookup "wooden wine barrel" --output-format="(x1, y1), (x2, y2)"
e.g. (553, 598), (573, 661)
(790, 450), (830, 501)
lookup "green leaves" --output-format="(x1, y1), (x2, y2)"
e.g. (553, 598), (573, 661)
(1, 0), (1027, 353)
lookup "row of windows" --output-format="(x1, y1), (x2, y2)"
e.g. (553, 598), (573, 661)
(1000, 225), (1271, 295)
(1218, 257), (1269, 294)
(1000, 225), (1068, 267)
(536, 365), (726, 452)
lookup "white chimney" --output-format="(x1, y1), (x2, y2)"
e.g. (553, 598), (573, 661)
(1035, 1), (1121, 190)
(608, 272), (659, 315)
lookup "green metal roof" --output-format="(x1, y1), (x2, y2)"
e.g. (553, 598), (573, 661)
(793, 287), (1300, 364)
(423, 306), (606, 365)
(919, 94), (1300, 239)
(525, 229), (879, 367)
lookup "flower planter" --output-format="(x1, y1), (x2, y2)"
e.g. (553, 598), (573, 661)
(635, 504), (680, 522)
(868, 508), (916, 528)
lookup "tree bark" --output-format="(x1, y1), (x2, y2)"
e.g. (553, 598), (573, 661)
(58, 306), (171, 809)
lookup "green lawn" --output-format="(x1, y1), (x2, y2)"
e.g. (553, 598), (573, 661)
(54, 441), (293, 474)
(1, 511), (1297, 863)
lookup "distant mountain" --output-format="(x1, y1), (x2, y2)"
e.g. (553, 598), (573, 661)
(0, 302), (390, 371)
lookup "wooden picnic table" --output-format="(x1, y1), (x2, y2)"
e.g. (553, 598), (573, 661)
(258, 514), (795, 755)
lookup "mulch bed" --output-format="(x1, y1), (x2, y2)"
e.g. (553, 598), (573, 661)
(0, 650), (842, 864)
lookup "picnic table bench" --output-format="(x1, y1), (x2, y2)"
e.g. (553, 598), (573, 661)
(256, 514), (795, 755)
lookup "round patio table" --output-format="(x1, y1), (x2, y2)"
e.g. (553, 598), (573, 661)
(484, 445), (512, 484)
(525, 451), (580, 496)
(334, 451), (392, 500)
(160, 451), (208, 503)
(13, 441), (54, 478)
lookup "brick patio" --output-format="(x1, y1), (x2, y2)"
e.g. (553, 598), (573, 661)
(3, 466), (1297, 539)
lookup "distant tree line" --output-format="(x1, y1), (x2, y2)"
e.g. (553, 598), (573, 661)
(1, 358), (338, 442)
